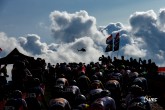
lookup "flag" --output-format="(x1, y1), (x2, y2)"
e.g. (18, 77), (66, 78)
(106, 34), (113, 44)
(105, 44), (113, 52)
(114, 32), (120, 51)
(105, 34), (113, 52)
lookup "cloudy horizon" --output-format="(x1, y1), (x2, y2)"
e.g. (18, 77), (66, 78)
(1, 8), (165, 66)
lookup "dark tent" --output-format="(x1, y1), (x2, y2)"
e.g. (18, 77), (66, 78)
(0, 48), (34, 65)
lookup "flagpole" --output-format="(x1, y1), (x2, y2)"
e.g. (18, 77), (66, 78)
(114, 32), (120, 59)
(117, 35), (121, 59)
(117, 49), (120, 59)
(111, 51), (113, 60)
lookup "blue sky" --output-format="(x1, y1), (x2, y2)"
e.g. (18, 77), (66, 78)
(1, 0), (165, 66)
(1, 0), (165, 43)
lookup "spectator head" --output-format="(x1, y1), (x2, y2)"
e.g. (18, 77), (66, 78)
(12, 90), (22, 99)
(119, 65), (125, 69)
(128, 72), (139, 80)
(91, 81), (101, 89)
(34, 78), (40, 86)
(91, 75), (98, 81)
(130, 85), (143, 97)
(121, 56), (124, 60)
(75, 94), (86, 105)
(101, 89), (111, 97)
(69, 80), (77, 86)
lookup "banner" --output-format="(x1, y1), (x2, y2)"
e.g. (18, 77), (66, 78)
(113, 32), (120, 51)
(106, 34), (113, 44)
(105, 34), (113, 52)
(105, 44), (113, 52)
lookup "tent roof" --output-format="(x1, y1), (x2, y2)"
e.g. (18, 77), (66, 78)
(0, 48), (34, 65)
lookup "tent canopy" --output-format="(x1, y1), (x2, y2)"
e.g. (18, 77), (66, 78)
(0, 48), (34, 65)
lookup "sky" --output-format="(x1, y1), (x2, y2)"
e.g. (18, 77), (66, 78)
(1, 0), (165, 66)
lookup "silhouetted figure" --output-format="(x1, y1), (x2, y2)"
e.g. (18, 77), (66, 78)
(99, 55), (108, 64)
(11, 61), (32, 90)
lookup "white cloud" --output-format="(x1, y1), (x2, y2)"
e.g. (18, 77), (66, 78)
(130, 10), (157, 33)
(105, 22), (125, 34)
(127, 9), (165, 64)
(1, 32), (105, 64)
(2, 9), (165, 66)
(97, 9), (165, 65)
(156, 50), (164, 60)
(38, 22), (50, 30)
(0, 32), (27, 57)
(34, 36), (104, 64)
(159, 8), (165, 28)
(18, 34), (49, 55)
(49, 10), (101, 43)
(123, 44), (147, 58)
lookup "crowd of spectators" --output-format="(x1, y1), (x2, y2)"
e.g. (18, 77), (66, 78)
(0, 55), (164, 110)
